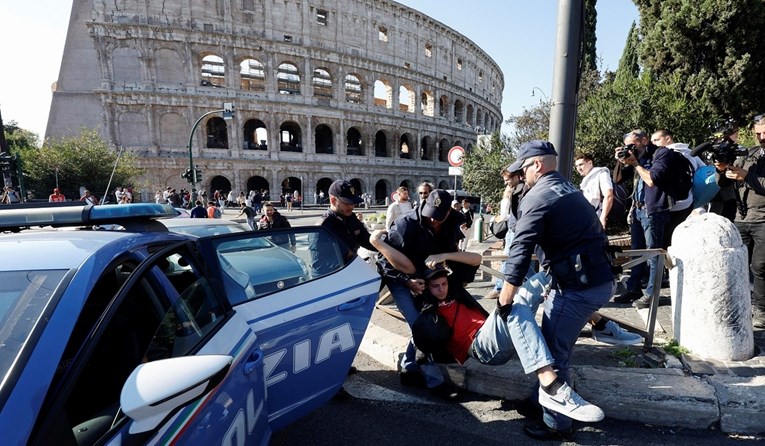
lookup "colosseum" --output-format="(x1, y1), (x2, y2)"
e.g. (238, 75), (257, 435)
(47, 0), (504, 203)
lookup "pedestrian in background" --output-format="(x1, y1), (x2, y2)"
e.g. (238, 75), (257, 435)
(49, 188), (66, 202)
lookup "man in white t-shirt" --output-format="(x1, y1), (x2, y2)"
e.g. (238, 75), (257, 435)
(385, 186), (413, 229)
(575, 153), (614, 229)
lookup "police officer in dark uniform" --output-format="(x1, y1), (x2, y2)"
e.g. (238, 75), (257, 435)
(498, 141), (615, 441)
(309, 180), (377, 275)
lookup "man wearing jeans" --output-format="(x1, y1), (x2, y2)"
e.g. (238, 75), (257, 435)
(498, 141), (616, 440)
(615, 130), (674, 309)
(727, 115), (765, 328)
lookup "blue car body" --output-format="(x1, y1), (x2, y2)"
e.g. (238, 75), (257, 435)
(0, 203), (379, 445)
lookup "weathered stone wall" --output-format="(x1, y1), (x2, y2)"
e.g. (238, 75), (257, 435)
(48, 0), (504, 200)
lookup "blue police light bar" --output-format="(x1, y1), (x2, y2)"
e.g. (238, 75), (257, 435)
(0, 202), (178, 232)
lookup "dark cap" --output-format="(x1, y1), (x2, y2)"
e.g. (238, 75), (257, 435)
(421, 189), (453, 221)
(328, 180), (363, 204)
(507, 140), (558, 172)
(423, 263), (451, 281)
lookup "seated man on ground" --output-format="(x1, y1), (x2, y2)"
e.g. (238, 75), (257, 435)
(373, 233), (604, 423)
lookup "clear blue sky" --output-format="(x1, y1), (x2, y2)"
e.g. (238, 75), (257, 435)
(0, 1), (638, 141)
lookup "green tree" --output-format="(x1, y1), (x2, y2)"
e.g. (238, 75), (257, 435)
(3, 120), (39, 151)
(635, 0), (765, 123)
(18, 128), (143, 201)
(582, 0), (598, 73)
(505, 101), (551, 150)
(461, 132), (513, 210)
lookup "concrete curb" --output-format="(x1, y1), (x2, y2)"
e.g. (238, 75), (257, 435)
(359, 320), (765, 434)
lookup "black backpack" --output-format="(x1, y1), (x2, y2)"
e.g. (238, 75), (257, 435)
(661, 148), (694, 202)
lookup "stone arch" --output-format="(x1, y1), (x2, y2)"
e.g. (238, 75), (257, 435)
(466, 104), (474, 126)
(399, 84), (415, 113)
(315, 177), (333, 203)
(281, 176), (302, 196)
(155, 48), (183, 85)
(349, 178), (364, 195)
(421, 90), (435, 117)
(205, 116), (228, 149)
(346, 127), (364, 156)
(375, 179), (392, 205)
(374, 130), (389, 157)
(399, 133), (414, 159)
(246, 175), (269, 193)
(210, 175), (233, 198)
(277, 62), (301, 95)
(112, 47), (142, 84)
(243, 119), (267, 150)
(344, 73), (363, 104)
(279, 121), (302, 152)
(420, 135), (434, 160)
(118, 111), (149, 146)
(454, 99), (464, 124)
(437, 180), (450, 190)
(312, 68), (333, 98)
(374, 79), (393, 109)
(315, 124), (333, 154)
(438, 138), (451, 162)
(158, 112), (185, 147)
(439, 95), (448, 118)
(240, 58), (265, 91)
(200, 54), (225, 87)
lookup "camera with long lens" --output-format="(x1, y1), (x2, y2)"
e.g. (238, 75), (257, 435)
(690, 138), (749, 165)
(617, 144), (637, 160)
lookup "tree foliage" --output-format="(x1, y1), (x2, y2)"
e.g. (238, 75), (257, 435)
(634, 0), (765, 123)
(506, 101), (551, 150)
(461, 132), (513, 209)
(18, 128), (143, 200)
(3, 120), (39, 152)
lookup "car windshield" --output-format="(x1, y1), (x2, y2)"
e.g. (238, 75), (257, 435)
(0, 270), (69, 387)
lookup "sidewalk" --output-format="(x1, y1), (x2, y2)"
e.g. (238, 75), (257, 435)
(359, 230), (765, 435)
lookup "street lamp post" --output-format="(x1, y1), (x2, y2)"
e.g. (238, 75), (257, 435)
(531, 87), (549, 101)
(186, 102), (235, 200)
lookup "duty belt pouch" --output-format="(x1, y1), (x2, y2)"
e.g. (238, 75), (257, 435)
(550, 254), (590, 289)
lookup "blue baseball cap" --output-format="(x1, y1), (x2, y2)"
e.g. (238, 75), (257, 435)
(507, 140), (558, 173)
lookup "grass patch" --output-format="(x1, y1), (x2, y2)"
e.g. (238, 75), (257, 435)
(661, 339), (689, 358)
(611, 347), (638, 368)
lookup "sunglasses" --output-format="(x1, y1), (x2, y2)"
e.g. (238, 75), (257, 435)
(418, 191), (430, 195)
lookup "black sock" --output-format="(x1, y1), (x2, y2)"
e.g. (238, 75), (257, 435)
(542, 377), (564, 395)
(593, 318), (608, 331)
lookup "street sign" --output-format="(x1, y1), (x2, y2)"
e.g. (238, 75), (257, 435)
(448, 166), (463, 176)
(448, 146), (465, 167)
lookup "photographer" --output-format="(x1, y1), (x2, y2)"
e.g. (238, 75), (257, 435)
(725, 115), (765, 328)
(613, 130), (672, 309)
(691, 128), (744, 222)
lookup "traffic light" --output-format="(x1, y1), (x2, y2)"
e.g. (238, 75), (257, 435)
(181, 168), (192, 182)
(193, 167), (202, 184)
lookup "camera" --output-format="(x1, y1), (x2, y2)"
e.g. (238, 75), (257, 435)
(617, 144), (637, 160)
(690, 138), (748, 165)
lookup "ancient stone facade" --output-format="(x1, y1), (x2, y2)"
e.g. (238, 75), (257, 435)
(47, 0), (504, 203)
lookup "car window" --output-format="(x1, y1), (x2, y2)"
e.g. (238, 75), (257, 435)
(0, 269), (69, 390)
(34, 244), (229, 445)
(204, 228), (344, 304)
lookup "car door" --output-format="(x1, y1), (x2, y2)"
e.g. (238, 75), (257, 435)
(30, 241), (271, 446)
(196, 226), (380, 431)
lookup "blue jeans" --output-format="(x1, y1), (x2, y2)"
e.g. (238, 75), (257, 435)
(538, 280), (615, 431)
(387, 281), (445, 388)
(626, 207), (669, 298)
(471, 272), (554, 373)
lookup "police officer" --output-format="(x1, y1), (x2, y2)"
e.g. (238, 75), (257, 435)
(498, 141), (615, 441)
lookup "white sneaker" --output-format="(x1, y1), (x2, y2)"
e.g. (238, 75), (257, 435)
(538, 382), (604, 422)
(592, 320), (643, 345)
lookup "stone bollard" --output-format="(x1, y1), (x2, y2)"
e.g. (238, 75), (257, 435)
(667, 213), (754, 361)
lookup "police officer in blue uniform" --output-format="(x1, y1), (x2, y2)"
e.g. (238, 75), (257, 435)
(498, 141), (616, 441)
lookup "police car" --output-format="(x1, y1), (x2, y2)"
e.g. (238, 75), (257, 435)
(0, 202), (379, 445)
